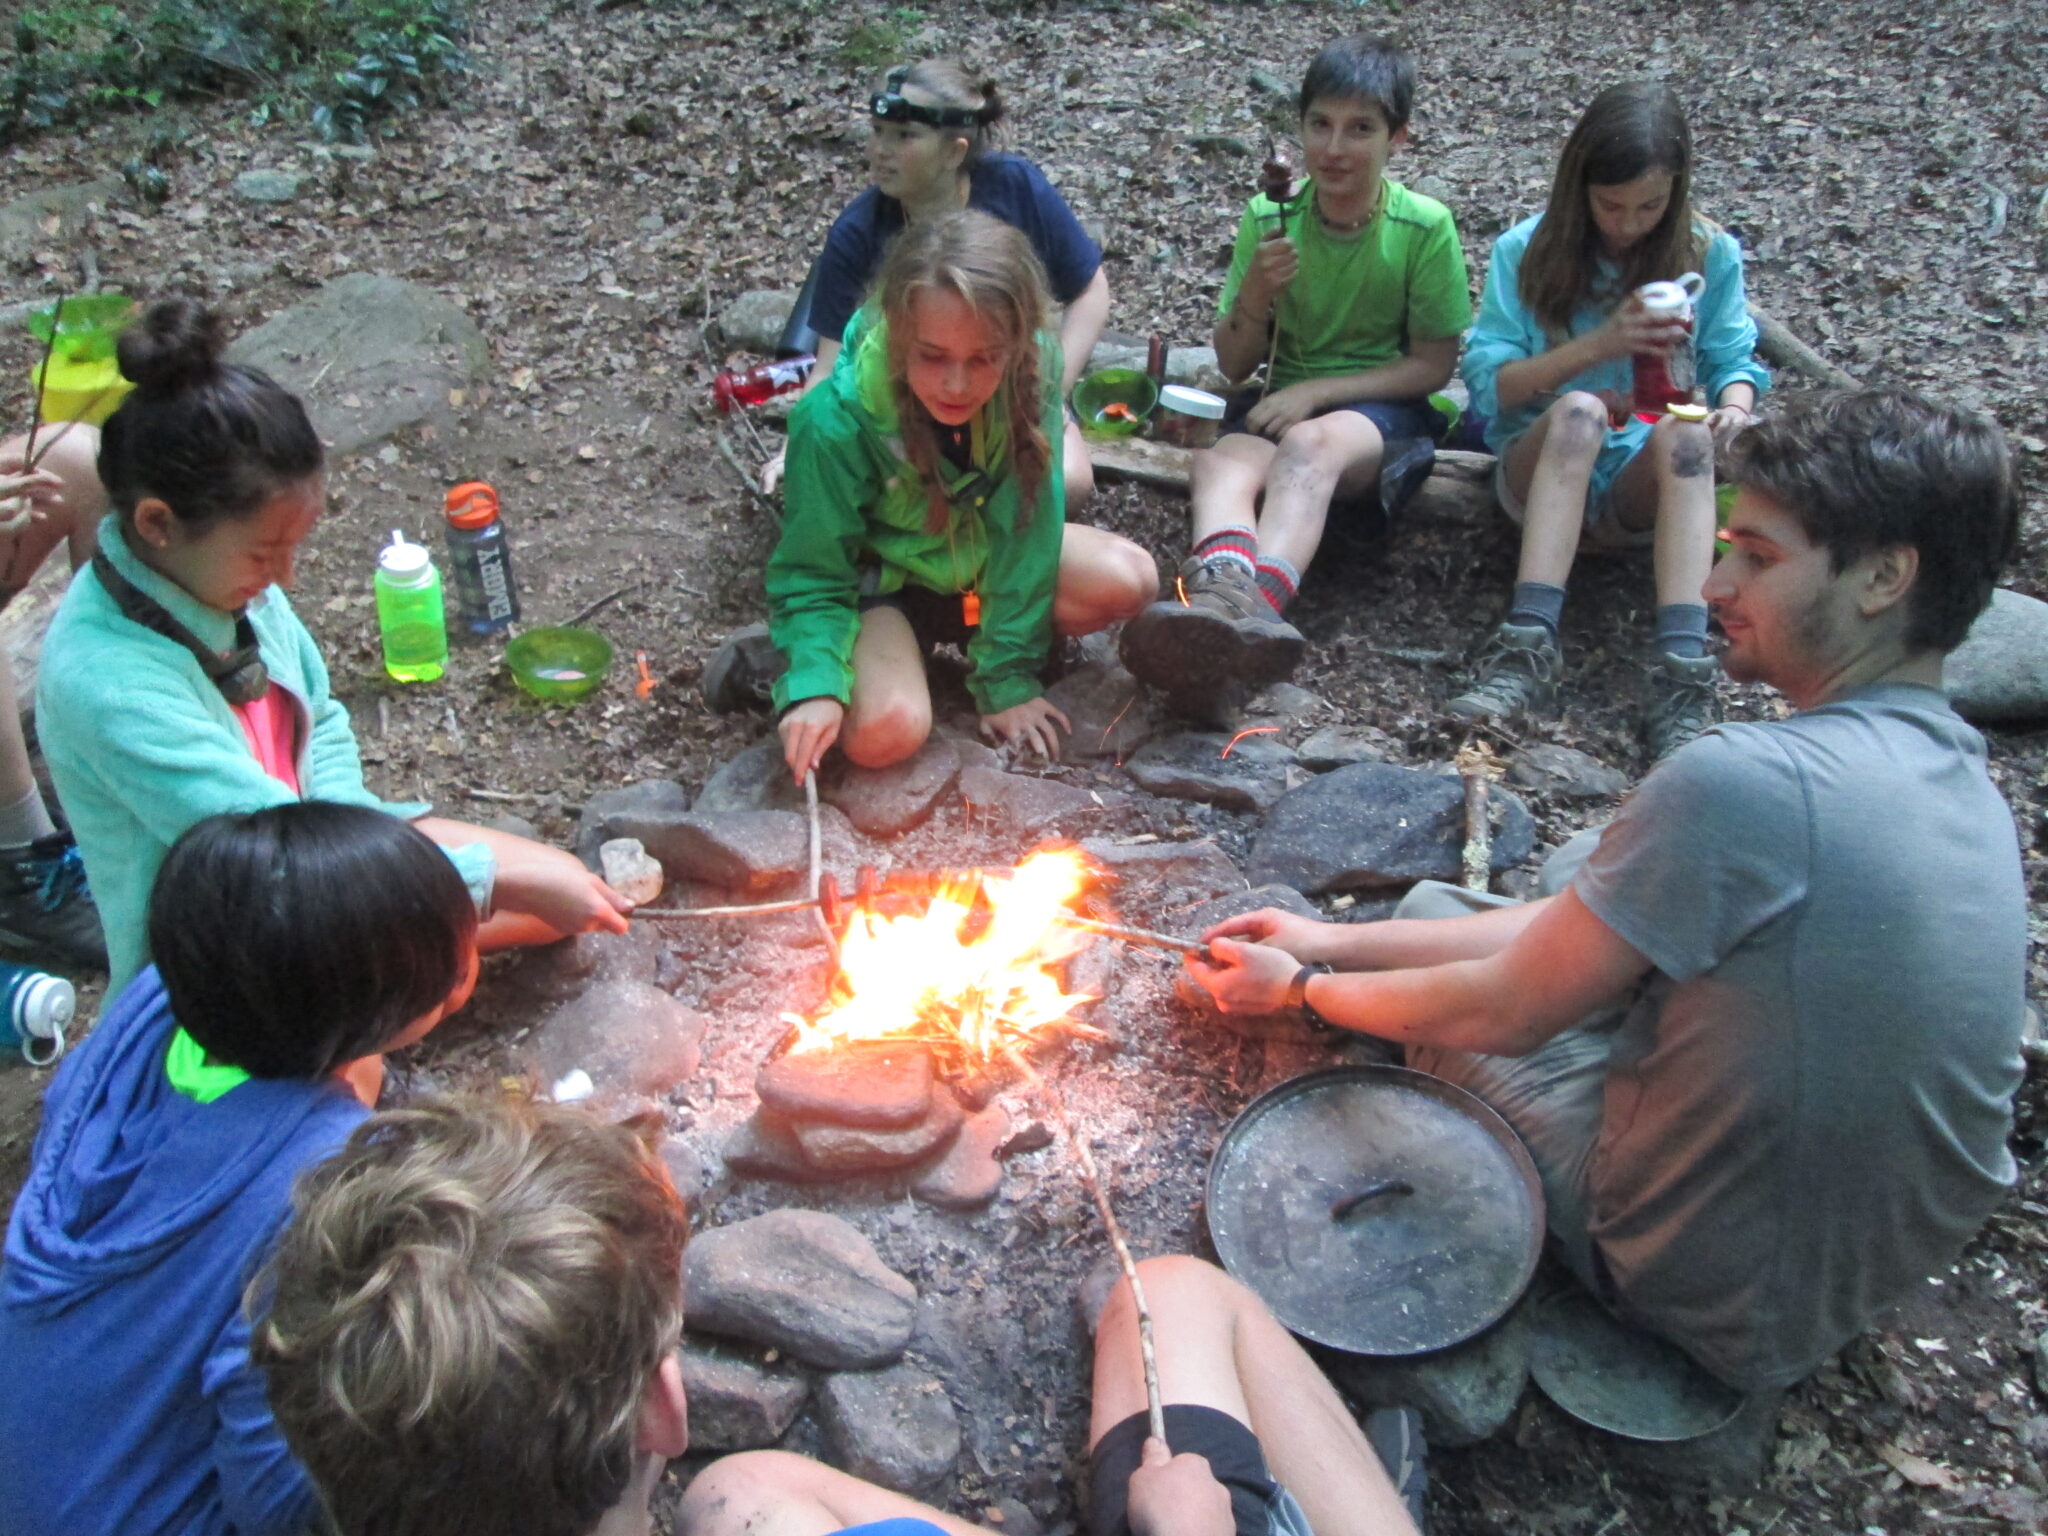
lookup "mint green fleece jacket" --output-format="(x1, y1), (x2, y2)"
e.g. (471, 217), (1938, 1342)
(36, 518), (491, 993)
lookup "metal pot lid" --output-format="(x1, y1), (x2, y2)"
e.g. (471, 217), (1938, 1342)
(1529, 1288), (1747, 1442)
(1205, 1065), (1545, 1357)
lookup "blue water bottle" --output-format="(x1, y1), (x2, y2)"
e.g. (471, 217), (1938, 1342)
(0, 960), (75, 1067)
(443, 481), (521, 639)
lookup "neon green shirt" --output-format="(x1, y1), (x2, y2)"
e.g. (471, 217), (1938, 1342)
(1218, 177), (1473, 392)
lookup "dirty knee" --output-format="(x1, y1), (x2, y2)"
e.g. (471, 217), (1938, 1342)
(1652, 413), (1714, 478)
(1547, 392), (1609, 453)
(844, 699), (931, 768)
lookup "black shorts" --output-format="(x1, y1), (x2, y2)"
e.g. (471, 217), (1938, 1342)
(857, 584), (977, 652)
(1216, 393), (1448, 445)
(1086, 1405), (1315, 1536)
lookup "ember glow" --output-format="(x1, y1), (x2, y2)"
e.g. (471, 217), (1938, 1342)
(1219, 726), (1279, 759)
(786, 848), (1098, 1058)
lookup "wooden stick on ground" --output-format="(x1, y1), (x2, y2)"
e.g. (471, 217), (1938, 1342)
(1456, 740), (1499, 893)
(1005, 1047), (1166, 1443)
(1749, 304), (1862, 390)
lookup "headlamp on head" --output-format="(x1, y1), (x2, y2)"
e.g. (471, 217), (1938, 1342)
(870, 67), (990, 131)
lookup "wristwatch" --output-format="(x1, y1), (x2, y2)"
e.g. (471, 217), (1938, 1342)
(1286, 962), (1334, 1034)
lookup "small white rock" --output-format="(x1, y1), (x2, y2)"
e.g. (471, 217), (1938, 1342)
(600, 836), (665, 905)
(551, 1068), (595, 1102)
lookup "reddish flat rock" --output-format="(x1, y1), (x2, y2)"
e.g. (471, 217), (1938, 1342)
(756, 1042), (936, 1130)
(796, 1091), (965, 1174)
(910, 1104), (1011, 1212)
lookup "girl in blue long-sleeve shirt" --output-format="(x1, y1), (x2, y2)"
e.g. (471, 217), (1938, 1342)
(1452, 83), (1769, 758)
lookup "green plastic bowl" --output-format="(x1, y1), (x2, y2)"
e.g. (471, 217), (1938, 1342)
(506, 626), (613, 703)
(25, 294), (136, 363)
(1072, 368), (1160, 440)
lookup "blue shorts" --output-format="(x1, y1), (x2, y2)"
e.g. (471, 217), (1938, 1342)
(1492, 414), (1656, 548)
(1219, 393), (1448, 445)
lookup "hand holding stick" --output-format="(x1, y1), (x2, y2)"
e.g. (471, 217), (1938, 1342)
(1254, 141), (1302, 398)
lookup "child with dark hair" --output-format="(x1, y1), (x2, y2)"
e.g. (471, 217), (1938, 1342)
(772, 210), (1155, 780)
(764, 58), (1109, 512)
(0, 802), (481, 1536)
(1450, 82), (1770, 757)
(34, 297), (631, 990)
(1118, 34), (1471, 722)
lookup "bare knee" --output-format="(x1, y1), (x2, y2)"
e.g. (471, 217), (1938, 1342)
(1272, 418), (1356, 474)
(1649, 412), (1714, 480)
(1105, 538), (1159, 613)
(677, 1451), (812, 1534)
(1546, 392), (1609, 455)
(1102, 1256), (1241, 1332)
(843, 695), (931, 767)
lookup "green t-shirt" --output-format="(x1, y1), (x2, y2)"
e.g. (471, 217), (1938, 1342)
(1218, 177), (1472, 392)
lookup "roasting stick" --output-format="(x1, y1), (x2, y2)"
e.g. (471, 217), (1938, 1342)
(803, 769), (838, 961)
(1455, 741), (1499, 893)
(1055, 913), (1208, 960)
(1003, 1047), (1166, 1443)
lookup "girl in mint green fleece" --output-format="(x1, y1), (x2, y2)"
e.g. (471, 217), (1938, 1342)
(35, 298), (633, 991)
(771, 210), (1155, 782)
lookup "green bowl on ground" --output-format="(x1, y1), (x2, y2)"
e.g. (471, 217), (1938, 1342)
(1072, 368), (1160, 439)
(506, 626), (613, 703)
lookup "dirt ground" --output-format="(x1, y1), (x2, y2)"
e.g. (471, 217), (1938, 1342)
(2, 0), (2045, 1531)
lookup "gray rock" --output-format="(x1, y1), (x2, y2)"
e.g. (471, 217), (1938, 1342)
(228, 273), (489, 455)
(702, 622), (786, 713)
(680, 1341), (809, 1452)
(1508, 744), (1629, 800)
(233, 169), (303, 204)
(1079, 837), (1246, 901)
(483, 812), (540, 841)
(684, 1209), (918, 1369)
(910, 1104), (1011, 1212)
(1044, 662), (1158, 763)
(715, 289), (799, 353)
(1326, 1303), (1533, 1447)
(1248, 763), (1535, 893)
(618, 809), (807, 894)
(1167, 345), (1228, 393)
(499, 924), (666, 1004)
(659, 1137), (709, 1206)
(1945, 588), (2048, 722)
(1126, 731), (1297, 814)
(1243, 682), (1328, 725)
(1183, 883), (1323, 933)
(1296, 724), (1398, 770)
(599, 838), (665, 906)
(958, 765), (1113, 836)
(697, 740), (805, 814)
(722, 1110), (821, 1183)
(0, 177), (126, 266)
(519, 981), (705, 1103)
(817, 1361), (963, 1493)
(824, 740), (959, 837)
(757, 1043), (936, 1130)
(576, 778), (690, 868)
(795, 1093), (965, 1174)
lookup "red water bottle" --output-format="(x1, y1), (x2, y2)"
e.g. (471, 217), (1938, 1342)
(712, 355), (816, 414)
(1629, 273), (1705, 419)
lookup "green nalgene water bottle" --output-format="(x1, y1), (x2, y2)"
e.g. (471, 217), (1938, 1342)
(375, 529), (448, 683)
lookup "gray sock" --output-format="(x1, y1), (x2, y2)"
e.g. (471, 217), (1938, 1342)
(1507, 582), (1567, 638)
(1655, 603), (1711, 659)
(0, 784), (56, 851)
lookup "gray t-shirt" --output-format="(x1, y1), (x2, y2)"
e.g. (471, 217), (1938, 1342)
(1573, 683), (2026, 1390)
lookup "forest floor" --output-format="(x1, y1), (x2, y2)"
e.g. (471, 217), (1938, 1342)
(1, 0), (2045, 1531)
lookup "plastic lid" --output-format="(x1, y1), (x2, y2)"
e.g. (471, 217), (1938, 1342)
(1157, 385), (1228, 420)
(445, 481), (500, 530)
(379, 529), (431, 576)
(1665, 402), (1711, 422)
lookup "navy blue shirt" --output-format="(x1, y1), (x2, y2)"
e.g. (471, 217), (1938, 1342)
(811, 153), (1102, 342)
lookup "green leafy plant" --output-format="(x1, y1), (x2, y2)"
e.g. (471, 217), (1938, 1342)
(837, 6), (923, 69)
(3, 0), (469, 146)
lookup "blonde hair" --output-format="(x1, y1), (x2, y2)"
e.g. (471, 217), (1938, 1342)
(876, 208), (1053, 534)
(251, 1097), (687, 1536)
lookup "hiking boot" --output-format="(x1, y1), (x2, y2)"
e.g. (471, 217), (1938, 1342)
(702, 623), (787, 713)
(1118, 558), (1306, 707)
(1363, 1406), (1429, 1533)
(1447, 622), (1562, 725)
(0, 832), (107, 973)
(1641, 650), (1722, 761)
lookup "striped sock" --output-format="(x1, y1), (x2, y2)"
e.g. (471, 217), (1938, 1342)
(1255, 556), (1301, 616)
(1192, 526), (1258, 575)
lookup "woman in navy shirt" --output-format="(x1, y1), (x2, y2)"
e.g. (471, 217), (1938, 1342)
(768, 58), (1110, 509)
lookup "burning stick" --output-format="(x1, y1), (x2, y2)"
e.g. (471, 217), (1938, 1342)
(1004, 1047), (1166, 1443)
(803, 769), (837, 960)
(1455, 740), (1500, 892)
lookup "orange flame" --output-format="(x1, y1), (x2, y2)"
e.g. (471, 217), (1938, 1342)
(1219, 726), (1279, 759)
(1175, 573), (1189, 607)
(785, 848), (1098, 1058)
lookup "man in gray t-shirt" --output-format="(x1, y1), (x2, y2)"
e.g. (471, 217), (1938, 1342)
(1183, 389), (2028, 1392)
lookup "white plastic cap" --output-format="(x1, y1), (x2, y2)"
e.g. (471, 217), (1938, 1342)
(1157, 385), (1227, 420)
(379, 529), (431, 576)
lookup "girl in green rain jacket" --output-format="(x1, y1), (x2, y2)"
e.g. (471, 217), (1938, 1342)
(769, 210), (1156, 782)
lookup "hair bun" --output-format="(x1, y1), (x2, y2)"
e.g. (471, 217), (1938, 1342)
(117, 297), (229, 393)
(976, 77), (1006, 125)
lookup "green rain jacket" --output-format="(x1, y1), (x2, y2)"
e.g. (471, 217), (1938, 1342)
(768, 312), (1065, 716)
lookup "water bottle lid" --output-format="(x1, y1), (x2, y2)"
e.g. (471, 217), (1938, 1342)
(379, 530), (431, 576)
(445, 481), (501, 530)
(1157, 385), (1227, 420)
(1636, 279), (1695, 315)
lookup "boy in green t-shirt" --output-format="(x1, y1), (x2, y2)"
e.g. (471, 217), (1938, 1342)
(1121, 35), (1472, 717)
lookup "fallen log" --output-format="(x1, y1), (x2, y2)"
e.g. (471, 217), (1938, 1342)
(1749, 304), (1862, 390)
(1089, 436), (1496, 523)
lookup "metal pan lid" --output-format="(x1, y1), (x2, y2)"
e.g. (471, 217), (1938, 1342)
(1529, 1289), (1748, 1441)
(1206, 1066), (1545, 1357)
